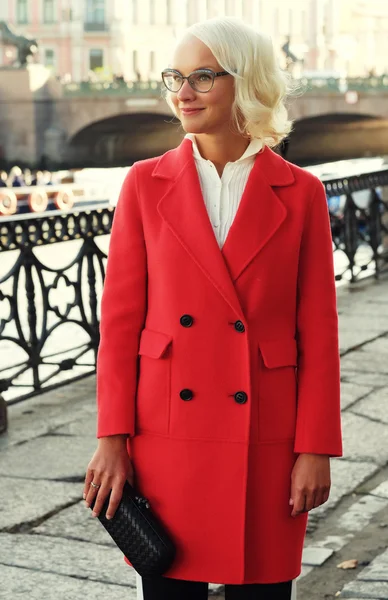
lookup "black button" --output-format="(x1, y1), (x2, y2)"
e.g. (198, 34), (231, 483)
(234, 320), (245, 333)
(234, 391), (248, 404)
(180, 314), (194, 328)
(180, 389), (193, 401)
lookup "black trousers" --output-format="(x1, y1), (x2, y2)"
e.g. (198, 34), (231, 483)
(140, 575), (292, 600)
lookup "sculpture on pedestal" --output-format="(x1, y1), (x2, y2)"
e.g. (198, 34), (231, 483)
(0, 21), (38, 68)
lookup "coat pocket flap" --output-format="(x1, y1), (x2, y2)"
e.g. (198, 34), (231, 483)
(259, 338), (298, 368)
(138, 329), (172, 359)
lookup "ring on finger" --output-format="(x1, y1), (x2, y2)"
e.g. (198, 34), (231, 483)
(90, 481), (101, 489)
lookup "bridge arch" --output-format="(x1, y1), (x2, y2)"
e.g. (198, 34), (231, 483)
(66, 112), (183, 166)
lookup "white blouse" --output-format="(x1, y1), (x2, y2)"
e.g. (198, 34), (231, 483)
(185, 133), (263, 248)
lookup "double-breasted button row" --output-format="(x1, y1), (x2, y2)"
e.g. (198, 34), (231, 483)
(179, 389), (248, 404)
(181, 315), (245, 333)
(179, 314), (246, 404)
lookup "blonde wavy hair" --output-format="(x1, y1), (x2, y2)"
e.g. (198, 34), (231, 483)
(163, 16), (297, 147)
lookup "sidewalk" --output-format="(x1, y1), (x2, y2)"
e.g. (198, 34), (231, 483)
(1, 276), (388, 599)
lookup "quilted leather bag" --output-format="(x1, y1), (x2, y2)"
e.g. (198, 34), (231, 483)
(89, 481), (176, 576)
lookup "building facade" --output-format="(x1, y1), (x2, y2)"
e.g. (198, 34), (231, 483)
(0, 0), (387, 81)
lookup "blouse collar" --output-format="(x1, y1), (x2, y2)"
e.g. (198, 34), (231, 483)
(184, 133), (263, 163)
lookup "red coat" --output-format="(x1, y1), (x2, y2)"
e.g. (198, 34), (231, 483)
(96, 139), (342, 585)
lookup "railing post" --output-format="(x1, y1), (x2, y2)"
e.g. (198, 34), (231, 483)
(0, 394), (7, 434)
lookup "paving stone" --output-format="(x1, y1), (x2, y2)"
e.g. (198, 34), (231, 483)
(0, 376), (96, 450)
(361, 337), (388, 354)
(314, 534), (354, 552)
(0, 533), (136, 587)
(339, 315), (388, 332)
(33, 501), (115, 547)
(302, 546), (334, 566)
(0, 434), (96, 480)
(339, 330), (384, 354)
(351, 389), (388, 425)
(297, 565), (313, 580)
(341, 412), (388, 466)
(358, 548), (388, 581)
(0, 565), (133, 600)
(371, 480), (388, 499)
(340, 381), (374, 410)
(340, 581), (388, 598)
(54, 415), (98, 437)
(310, 459), (378, 517)
(0, 477), (81, 530)
(337, 494), (388, 532)
(340, 352), (388, 376)
(341, 370), (388, 388)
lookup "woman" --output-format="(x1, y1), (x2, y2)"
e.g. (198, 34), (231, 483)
(84, 17), (342, 600)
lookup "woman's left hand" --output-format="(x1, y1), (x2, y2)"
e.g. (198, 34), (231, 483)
(289, 453), (331, 517)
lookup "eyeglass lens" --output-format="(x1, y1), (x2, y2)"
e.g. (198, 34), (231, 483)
(163, 70), (214, 92)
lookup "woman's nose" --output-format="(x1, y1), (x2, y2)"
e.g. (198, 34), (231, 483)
(177, 79), (196, 101)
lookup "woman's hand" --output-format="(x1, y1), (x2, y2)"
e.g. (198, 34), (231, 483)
(83, 434), (135, 520)
(289, 453), (331, 517)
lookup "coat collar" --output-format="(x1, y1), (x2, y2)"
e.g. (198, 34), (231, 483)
(153, 138), (295, 319)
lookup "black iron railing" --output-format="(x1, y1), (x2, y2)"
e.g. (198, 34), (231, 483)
(0, 170), (387, 412)
(324, 169), (388, 282)
(0, 206), (113, 409)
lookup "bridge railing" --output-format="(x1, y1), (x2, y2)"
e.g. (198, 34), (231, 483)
(62, 76), (388, 97)
(0, 170), (387, 418)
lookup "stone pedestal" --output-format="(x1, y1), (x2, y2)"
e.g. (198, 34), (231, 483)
(0, 64), (57, 166)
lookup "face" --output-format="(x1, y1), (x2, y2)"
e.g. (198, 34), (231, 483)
(167, 35), (236, 136)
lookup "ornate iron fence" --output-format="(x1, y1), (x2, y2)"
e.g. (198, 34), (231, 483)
(0, 206), (113, 411)
(324, 169), (388, 282)
(0, 170), (387, 413)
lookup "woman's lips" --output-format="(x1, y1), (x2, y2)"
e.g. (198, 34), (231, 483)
(180, 108), (205, 115)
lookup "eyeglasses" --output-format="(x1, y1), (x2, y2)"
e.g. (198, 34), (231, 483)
(161, 68), (230, 93)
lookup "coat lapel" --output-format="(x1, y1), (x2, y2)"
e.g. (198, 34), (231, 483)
(221, 148), (294, 281)
(153, 139), (295, 317)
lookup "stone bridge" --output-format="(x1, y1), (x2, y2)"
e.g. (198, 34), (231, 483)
(1, 66), (388, 167)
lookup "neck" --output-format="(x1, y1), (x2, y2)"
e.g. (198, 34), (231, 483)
(192, 132), (251, 175)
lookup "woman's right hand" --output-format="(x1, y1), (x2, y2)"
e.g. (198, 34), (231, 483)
(83, 434), (135, 520)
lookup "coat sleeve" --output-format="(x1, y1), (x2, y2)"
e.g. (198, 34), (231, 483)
(96, 164), (147, 439)
(294, 178), (343, 457)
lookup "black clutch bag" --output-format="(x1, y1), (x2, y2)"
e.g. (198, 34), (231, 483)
(89, 481), (176, 577)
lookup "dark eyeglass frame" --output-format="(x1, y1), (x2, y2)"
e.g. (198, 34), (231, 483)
(161, 68), (230, 93)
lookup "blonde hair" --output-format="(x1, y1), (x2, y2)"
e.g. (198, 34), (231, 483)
(164, 16), (297, 147)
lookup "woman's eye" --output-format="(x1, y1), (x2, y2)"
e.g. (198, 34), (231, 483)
(198, 74), (212, 81)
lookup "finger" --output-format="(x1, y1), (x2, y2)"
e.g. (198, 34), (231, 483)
(85, 478), (102, 508)
(316, 487), (330, 508)
(291, 490), (306, 517)
(106, 482), (125, 520)
(90, 483), (111, 517)
(304, 491), (316, 513)
(83, 469), (95, 502)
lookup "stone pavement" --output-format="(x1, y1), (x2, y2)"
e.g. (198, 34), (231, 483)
(1, 276), (388, 599)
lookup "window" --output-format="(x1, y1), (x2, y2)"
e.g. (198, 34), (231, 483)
(150, 50), (155, 72)
(43, 0), (55, 23)
(86, 0), (105, 24)
(44, 48), (55, 68)
(89, 48), (103, 71)
(16, 0), (28, 24)
(225, 0), (235, 13)
(132, 0), (138, 24)
(150, 0), (156, 24)
(166, 0), (172, 25)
